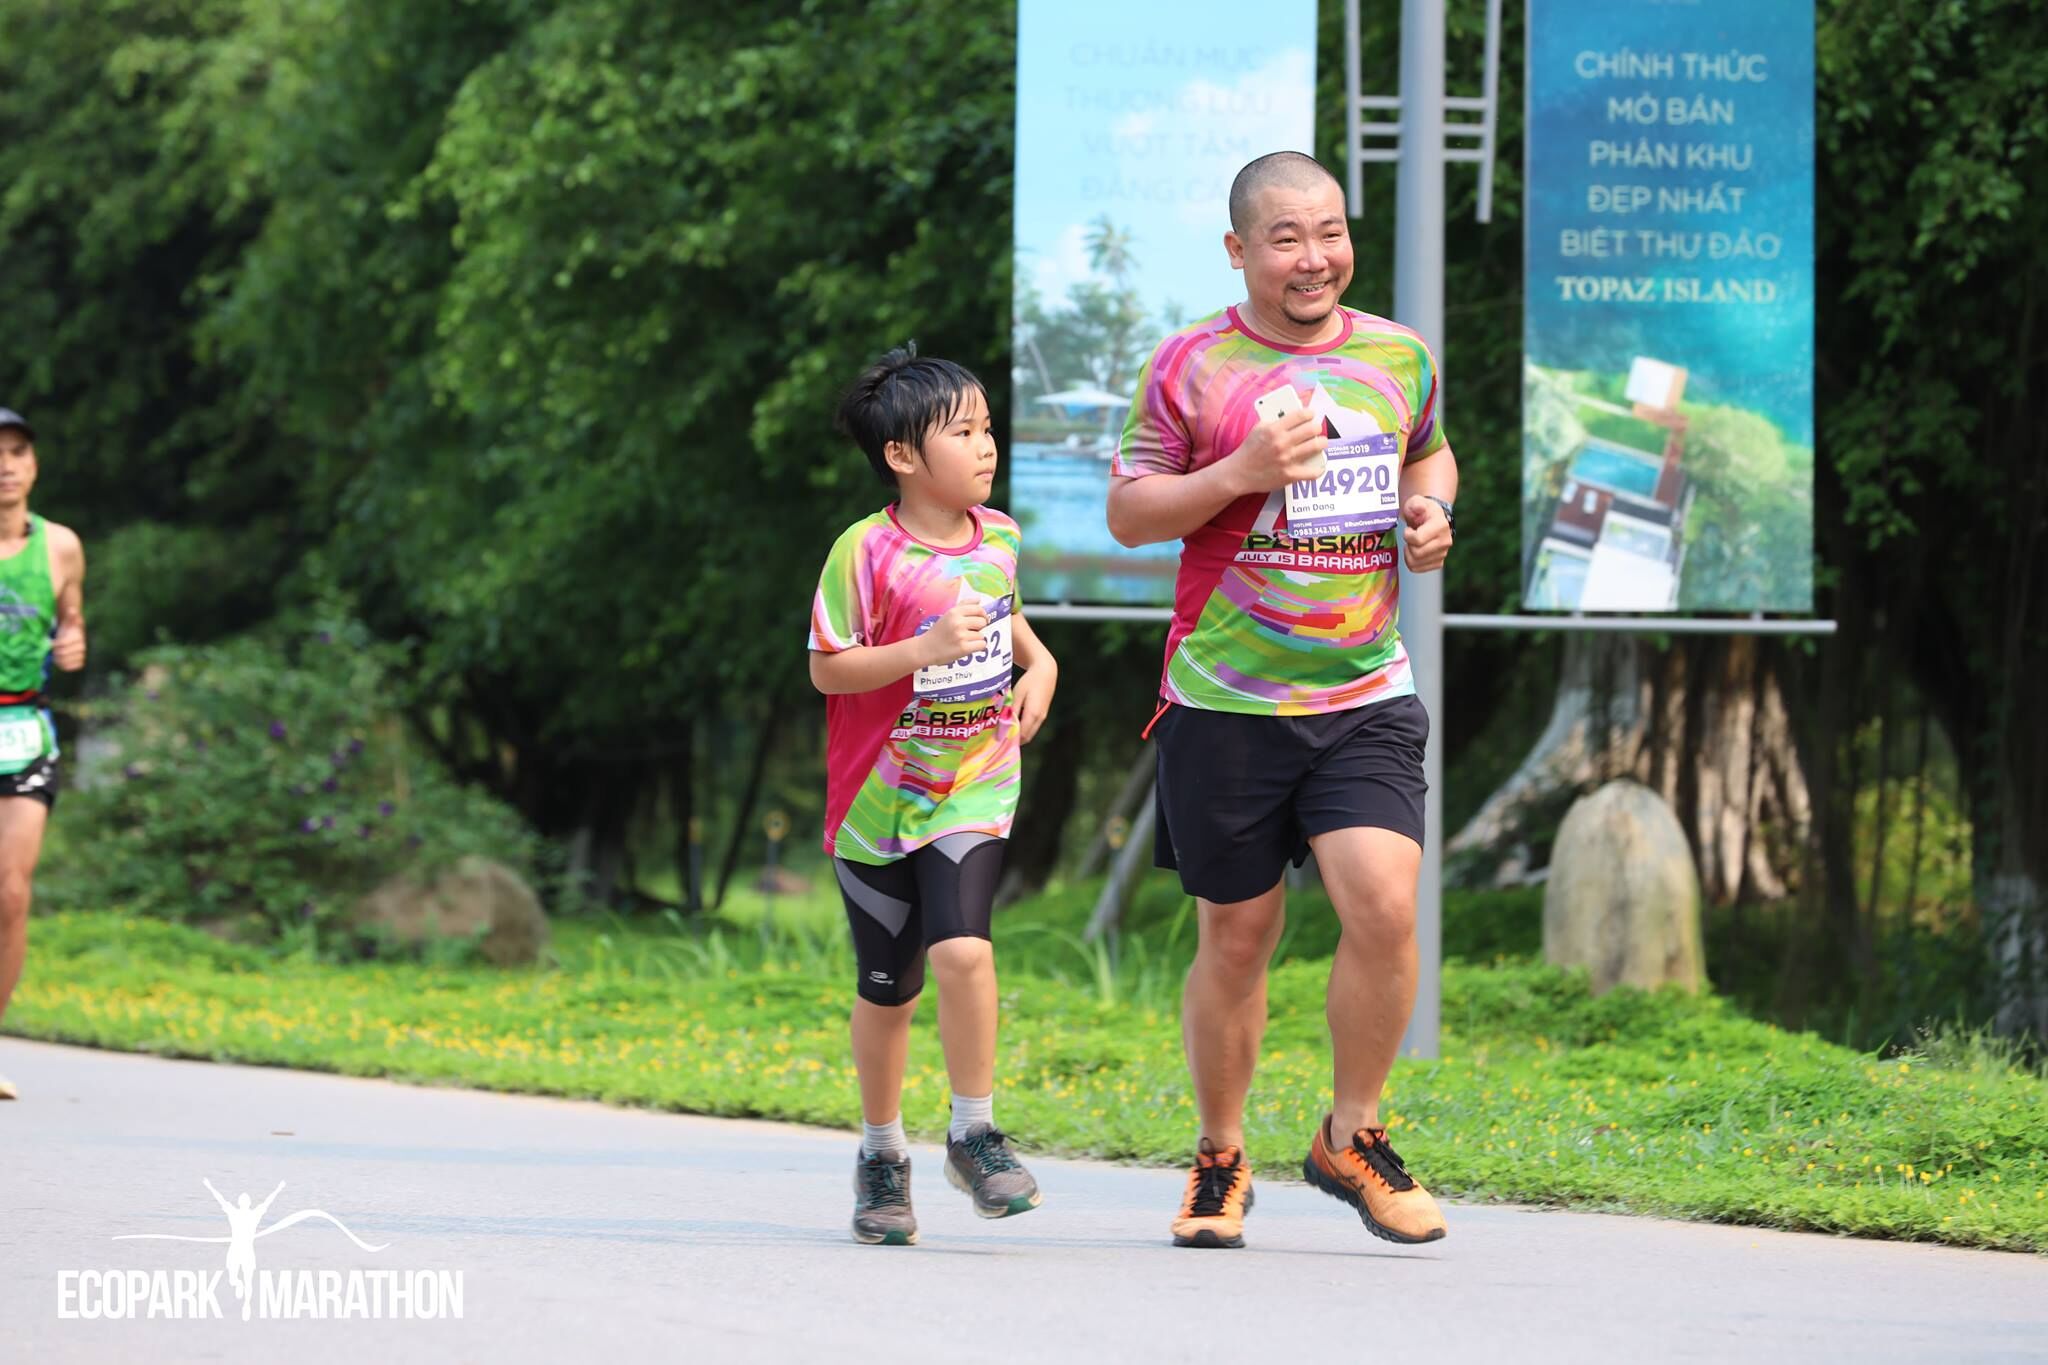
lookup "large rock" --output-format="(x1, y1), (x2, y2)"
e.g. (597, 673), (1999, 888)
(349, 856), (549, 966)
(1543, 780), (1704, 994)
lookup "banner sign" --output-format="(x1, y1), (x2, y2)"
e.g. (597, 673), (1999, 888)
(1522, 0), (1814, 613)
(1011, 1), (1317, 605)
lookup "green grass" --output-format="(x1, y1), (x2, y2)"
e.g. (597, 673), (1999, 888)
(9, 890), (2048, 1253)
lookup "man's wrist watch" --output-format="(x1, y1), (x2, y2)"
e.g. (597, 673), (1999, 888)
(1422, 494), (1455, 534)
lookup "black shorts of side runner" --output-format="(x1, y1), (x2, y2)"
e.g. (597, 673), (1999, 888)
(1151, 695), (1427, 905)
(0, 753), (59, 810)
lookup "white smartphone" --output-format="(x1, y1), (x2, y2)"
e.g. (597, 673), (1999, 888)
(1254, 384), (1304, 424)
(1253, 384), (1325, 478)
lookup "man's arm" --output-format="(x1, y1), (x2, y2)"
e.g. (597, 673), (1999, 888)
(1397, 446), (1460, 574)
(1107, 407), (1327, 547)
(50, 524), (85, 672)
(1106, 462), (1251, 548)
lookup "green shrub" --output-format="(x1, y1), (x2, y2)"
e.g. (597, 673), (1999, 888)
(43, 613), (539, 952)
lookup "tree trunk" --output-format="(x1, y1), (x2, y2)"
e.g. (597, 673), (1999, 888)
(674, 722), (701, 911)
(1076, 744), (1157, 880)
(1447, 633), (1812, 907)
(1978, 600), (2048, 1040)
(1864, 673), (1896, 924)
(1086, 770), (1158, 944)
(1900, 710), (1931, 923)
(714, 704), (784, 910)
(1444, 632), (1650, 880)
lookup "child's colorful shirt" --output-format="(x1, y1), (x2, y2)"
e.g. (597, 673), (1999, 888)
(809, 506), (1023, 863)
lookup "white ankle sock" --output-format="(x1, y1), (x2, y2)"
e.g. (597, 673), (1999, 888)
(862, 1116), (907, 1159)
(949, 1093), (994, 1142)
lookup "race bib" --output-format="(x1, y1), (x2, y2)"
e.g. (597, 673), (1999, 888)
(912, 593), (1015, 704)
(1284, 431), (1402, 539)
(0, 705), (49, 774)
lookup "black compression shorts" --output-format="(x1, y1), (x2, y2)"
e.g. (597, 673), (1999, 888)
(833, 835), (1005, 1005)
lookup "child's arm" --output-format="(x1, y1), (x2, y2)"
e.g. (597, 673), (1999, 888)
(1009, 612), (1058, 744)
(810, 596), (989, 695)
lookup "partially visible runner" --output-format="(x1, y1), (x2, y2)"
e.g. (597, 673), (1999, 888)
(1106, 154), (1459, 1248)
(0, 407), (89, 1101)
(808, 345), (1061, 1245)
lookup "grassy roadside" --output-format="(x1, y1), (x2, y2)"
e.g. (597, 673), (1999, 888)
(9, 903), (2047, 1253)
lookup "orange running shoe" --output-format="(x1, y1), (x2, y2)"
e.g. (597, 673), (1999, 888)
(1303, 1119), (1447, 1244)
(1170, 1138), (1255, 1248)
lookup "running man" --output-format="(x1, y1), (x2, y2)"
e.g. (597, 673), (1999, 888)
(0, 407), (87, 1101)
(1107, 154), (1458, 1248)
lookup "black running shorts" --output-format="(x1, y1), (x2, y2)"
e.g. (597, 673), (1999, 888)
(834, 835), (1005, 1006)
(0, 753), (59, 810)
(1151, 695), (1428, 904)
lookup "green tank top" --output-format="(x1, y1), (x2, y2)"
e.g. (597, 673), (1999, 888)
(0, 515), (57, 697)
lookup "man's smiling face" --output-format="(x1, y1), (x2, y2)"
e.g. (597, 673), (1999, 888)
(1227, 177), (1355, 343)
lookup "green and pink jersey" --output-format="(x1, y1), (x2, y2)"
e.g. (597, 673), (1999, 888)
(1114, 305), (1449, 716)
(809, 506), (1022, 864)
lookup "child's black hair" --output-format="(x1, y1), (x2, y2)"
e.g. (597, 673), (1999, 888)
(834, 342), (986, 488)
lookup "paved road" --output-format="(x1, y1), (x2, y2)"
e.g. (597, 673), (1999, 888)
(4, 1037), (2045, 1364)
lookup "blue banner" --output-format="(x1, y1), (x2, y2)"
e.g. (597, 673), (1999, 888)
(1522, 1), (1815, 613)
(1011, 3), (1318, 606)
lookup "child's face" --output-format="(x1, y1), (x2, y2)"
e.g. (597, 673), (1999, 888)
(888, 387), (997, 510)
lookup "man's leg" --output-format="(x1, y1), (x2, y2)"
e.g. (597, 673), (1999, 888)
(1293, 697), (1444, 1242)
(1153, 703), (1302, 1247)
(1301, 822), (1444, 1242)
(0, 795), (51, 1026)
(1309, 825), (1421, 1135)
(1182, 882), (1287, 1152)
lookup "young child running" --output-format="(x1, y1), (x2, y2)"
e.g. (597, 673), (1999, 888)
(808, 344), (1060, 1246)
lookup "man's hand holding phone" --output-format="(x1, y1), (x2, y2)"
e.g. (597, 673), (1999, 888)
(1227, 385), (1328, 495)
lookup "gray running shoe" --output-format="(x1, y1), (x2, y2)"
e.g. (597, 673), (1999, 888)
(852, 1149), (917, 1246)
(944, 1124), (1042, 1218)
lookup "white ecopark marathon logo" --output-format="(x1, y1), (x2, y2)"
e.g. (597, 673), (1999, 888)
(59, 1178), (464, 1322)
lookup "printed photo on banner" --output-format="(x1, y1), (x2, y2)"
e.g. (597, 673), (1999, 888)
(1010, 1), (1318, 607)
(1521, 0), (1815, 614)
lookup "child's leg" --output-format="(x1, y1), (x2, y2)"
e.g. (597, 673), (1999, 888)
(850, 996), (917, 1128)
(835, 858), (929, 1146)
(917, 837), (1040, 1215)
(913, 838), (1005, 1125)
(927, 937), (996, 1098)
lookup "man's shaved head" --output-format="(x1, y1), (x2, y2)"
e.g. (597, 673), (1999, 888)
(1228, 151), (1343, 235)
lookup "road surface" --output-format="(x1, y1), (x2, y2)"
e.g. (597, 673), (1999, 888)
(3, 1037), (2044, 1363)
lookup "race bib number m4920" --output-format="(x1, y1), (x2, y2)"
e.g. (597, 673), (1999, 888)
(1285, 432), (1402, 539)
